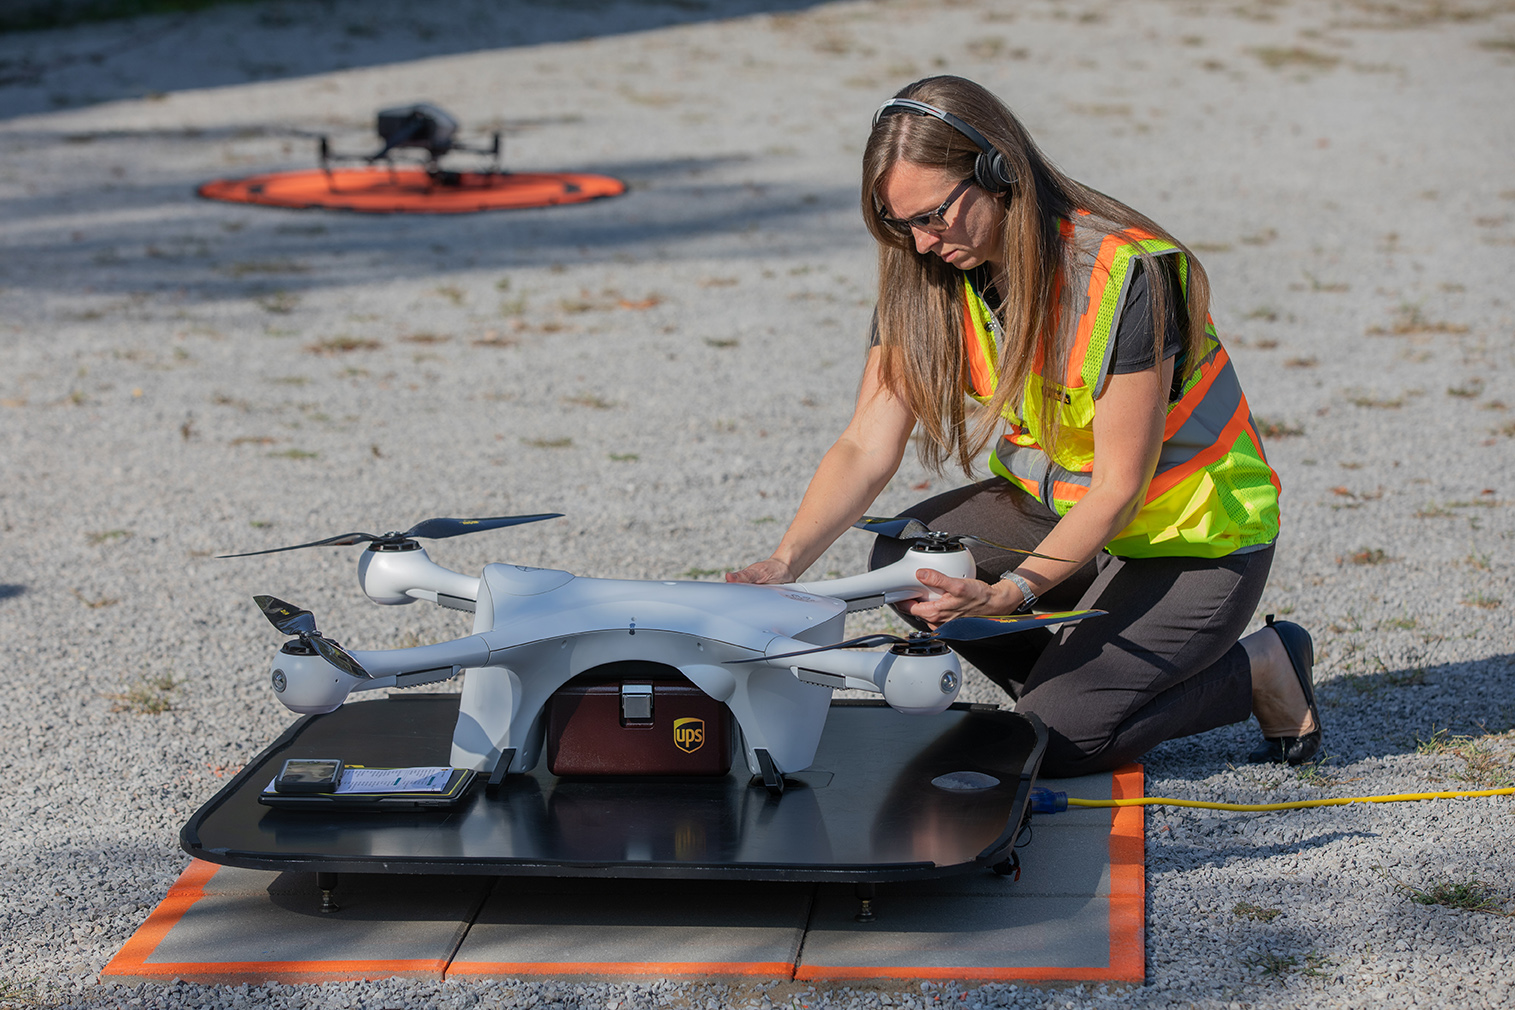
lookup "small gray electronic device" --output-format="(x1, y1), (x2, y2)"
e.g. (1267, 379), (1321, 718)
(274, 758), (344, 794)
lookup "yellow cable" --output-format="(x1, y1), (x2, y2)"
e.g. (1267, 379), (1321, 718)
(1067, 787), (1515, 812)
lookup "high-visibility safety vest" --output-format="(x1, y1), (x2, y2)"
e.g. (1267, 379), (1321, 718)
(963, 214), (1281, 559)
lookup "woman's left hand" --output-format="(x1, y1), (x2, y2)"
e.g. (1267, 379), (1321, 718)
(898, 568), (1013, 627)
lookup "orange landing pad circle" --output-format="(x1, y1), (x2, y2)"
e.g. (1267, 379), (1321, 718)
(197, 168), (626, 214)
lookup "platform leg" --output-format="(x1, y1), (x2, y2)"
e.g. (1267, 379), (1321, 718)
(854, 882), (876, 923)
(317, 872), (340, 913)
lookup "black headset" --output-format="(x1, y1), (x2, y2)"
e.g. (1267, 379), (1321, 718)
(873, 97), (1017, 197)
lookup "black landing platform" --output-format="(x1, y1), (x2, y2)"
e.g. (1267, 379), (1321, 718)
(182, 695), (1046, 883)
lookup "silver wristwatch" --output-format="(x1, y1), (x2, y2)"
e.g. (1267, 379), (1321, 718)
(1000, 571), (1038, 613)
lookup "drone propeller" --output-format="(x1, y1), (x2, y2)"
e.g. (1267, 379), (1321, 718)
(852, 514), (1072, 564)
(253, 595), (370, 679)
(726, 609), (1106, 664)
(219, 513), (563, 558)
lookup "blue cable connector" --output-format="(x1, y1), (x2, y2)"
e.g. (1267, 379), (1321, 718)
(1030, 787), (1068, 814)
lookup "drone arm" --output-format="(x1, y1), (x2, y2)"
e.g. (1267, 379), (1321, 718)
(788, 545), (977, 607)
(745, 635), (962, 715)
(347, 635), (492, 680)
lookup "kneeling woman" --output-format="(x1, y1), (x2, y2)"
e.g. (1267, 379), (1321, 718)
(728, 76), (1320, 777)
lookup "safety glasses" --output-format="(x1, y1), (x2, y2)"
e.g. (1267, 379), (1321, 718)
(876, 178), (974, 236)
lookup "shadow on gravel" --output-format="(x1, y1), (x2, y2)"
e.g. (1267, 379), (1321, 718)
(0, 0), (833, 120)
(0, 583), (26, 600)
(1145, 652), (1515, 779)
(1153, 830), (1381, 871)
(1, 151), (862, 296)
(1315, 652), (1515, 763)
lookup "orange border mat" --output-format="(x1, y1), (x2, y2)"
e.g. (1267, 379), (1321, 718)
(792, 764), (1145, 985)
(100, 861), (452, 983)
(197, 168), (626, 214)
(104, 765), (1144, 986)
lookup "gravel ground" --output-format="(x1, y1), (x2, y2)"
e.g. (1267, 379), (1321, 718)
(2, 1), (1513, 1007)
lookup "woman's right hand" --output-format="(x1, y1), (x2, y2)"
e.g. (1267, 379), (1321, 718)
(725, 558), (796, 585)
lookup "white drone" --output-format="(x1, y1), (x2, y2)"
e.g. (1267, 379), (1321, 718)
(229, 515), (1100, 785)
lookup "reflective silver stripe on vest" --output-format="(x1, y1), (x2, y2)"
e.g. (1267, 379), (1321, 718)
(995, 342), (1245, 505)
(994, 440), (1093, 506)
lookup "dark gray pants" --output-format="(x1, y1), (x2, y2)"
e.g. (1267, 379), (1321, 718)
(869, 478), (1270, 776)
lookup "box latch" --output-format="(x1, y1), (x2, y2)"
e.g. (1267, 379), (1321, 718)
(620, 683), (654, 724)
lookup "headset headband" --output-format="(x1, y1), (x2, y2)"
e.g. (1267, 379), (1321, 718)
(873, 98), (994, 154)
(872, 97), (1016, 196)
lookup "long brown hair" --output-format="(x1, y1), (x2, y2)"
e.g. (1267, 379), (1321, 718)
(862, 76), (1212, 475)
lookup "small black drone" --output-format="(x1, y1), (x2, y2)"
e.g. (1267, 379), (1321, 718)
(318, 102), (502, 183)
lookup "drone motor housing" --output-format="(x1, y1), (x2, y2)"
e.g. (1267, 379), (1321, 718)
(270, 649), (368, 715)
(877, 646), (961, 715)
(358, 544), (482, 607)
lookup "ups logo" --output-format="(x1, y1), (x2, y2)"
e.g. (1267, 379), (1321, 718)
(673, 717), (705, 754)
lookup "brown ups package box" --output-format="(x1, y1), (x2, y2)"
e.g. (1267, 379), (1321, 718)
(545, 678), (733, 776)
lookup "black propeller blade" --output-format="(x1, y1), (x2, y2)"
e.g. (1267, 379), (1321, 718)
(852, 515), (933, 541)
(256, 595), (318, 636)
(252, 594), (370, 679)
(220, 513), (563, 558)
(852, 514), (1073, 564)
(726, 609), (1106, 663)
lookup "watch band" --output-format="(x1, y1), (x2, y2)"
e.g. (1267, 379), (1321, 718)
(999, 571), (1039, 613)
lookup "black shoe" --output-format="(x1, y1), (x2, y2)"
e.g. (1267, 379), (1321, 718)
(1247, 615), (1322, 766)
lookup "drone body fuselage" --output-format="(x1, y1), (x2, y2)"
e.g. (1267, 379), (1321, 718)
(268, 544), (978, 778)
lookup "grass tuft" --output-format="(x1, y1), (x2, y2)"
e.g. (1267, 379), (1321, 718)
(1233, 900), (1282, 922)
(0, 976), (47, 1006)
(563, 393), (616, 410)
(1416, 727), (1515, 787)
(105, 673), (180, 715)
(1375, 864), (1513, 916)
(1254, 417), (1304, 439)
(72, 589), (119, 608)
(1246, 950), (1333, 978)
(1366, 304), (1470, 337)
(1250, 46), (1341, 70)
(306, 337), (381, 355)
(1346, 548), (1390, 565)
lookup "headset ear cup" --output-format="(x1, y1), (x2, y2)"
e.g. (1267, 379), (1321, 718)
(975, 150), (1016, 196)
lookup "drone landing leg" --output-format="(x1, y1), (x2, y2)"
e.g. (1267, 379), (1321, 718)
(485, 747), (517, 797)
(753, 748), (785, 797)
(854, 882), (877, 923)
(317, 872), (340, 914)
